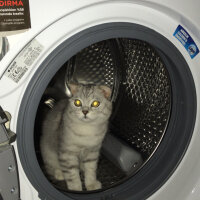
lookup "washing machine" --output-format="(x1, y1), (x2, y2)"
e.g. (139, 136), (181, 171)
(0, 0), (200, 199)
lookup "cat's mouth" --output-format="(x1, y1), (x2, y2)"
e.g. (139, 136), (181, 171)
(81, 115), (90, 121)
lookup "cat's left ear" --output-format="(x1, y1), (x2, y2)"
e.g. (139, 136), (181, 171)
(99, 85), (112, 100)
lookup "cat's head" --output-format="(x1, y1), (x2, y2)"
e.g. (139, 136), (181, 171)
(67, 84), (112, 123)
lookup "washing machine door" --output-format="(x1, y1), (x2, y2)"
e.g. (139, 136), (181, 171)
(0, 107), (19, 200)
(0, 1), (199, 200)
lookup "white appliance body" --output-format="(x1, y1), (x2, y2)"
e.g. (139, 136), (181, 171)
(0, 0), (200, 199)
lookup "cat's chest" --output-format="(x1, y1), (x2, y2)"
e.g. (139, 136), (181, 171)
(65, 123), (106, 147)
(75, 124), (100, 135)
(70, 122), (106, 136)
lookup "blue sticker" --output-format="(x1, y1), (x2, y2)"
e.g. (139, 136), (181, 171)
(173, 25), (199, 59)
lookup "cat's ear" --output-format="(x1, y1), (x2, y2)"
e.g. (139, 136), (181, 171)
(99, 85), (112, 100)
(68, 83), (78, 95)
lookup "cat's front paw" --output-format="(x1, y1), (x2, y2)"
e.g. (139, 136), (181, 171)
(54, 169), (64, 181)
(86, 180), (102, 191)
(66, 180), (83, 191)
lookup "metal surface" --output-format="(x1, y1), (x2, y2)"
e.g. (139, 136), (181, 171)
(64, 38), (171, 159)
(112, 39), (171, 158)
(65, 40), (121, 102)
(0, 107), (19, 200)
(102, 133), (143, 174)
(37, 38), (171, 192)
(0, 145), (20, 200)
(0, 107), (16, 146)
(0, 107), (9, 145)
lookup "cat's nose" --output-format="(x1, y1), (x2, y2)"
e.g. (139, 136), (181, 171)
(82, 110), (88, 115)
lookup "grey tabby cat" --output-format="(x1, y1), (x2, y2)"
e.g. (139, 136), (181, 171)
(40, 84), (112, 191)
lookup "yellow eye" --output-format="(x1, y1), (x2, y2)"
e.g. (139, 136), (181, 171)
(91, 100), (100, 107)
(74, 99), (82, 107)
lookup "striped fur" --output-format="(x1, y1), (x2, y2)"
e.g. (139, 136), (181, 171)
(40, 85), (112, 191)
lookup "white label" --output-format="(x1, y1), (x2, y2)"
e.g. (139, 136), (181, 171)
(5, 39), (44, 83)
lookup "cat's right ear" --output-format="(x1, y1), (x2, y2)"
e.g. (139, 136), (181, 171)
(68, 83), (78, 96)
(99, 85), (112, 100)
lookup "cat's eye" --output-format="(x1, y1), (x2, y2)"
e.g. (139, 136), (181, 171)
(74, 99), (82, 107)
(91, 100), (100, 107)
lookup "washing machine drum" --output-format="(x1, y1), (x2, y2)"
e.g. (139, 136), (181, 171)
(36, 38), (171, 189)
(16, 24), (196, 200)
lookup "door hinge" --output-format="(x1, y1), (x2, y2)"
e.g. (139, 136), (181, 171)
(0, 106), (16, 147)
(0, 106), (20, 200)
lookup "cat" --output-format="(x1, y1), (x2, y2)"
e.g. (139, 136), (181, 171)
(40, 84), (112, 191)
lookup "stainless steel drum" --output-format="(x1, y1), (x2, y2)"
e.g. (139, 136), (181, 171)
(65, 39), (121, 102)
(35, 38), (171, 192)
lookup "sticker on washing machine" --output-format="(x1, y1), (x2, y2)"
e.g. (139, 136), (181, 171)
(173, 25), (199, 59)
(4, 39), (44, 83)
(0, 0), (31, 35)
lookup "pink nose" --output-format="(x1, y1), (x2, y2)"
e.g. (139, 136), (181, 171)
(82, 110), (88, 115)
